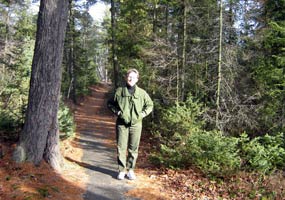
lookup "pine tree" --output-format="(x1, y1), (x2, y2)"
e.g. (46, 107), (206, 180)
(13, 0), (69, 171)
(252, 0), (285, 133)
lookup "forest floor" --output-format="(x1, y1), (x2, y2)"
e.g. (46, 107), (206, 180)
(1, 83), (285, 200)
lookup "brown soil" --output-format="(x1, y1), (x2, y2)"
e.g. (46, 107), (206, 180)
(0, 140), (86, 200)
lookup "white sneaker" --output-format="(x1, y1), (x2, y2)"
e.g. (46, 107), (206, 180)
(127, 170), (136, 180)
(117, 171), (126, 180)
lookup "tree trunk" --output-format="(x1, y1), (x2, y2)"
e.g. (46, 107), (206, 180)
(281, 65), (285, 130)
(216, 0), (223, 128)
(181, 0), (188, 101)
(1, 3), (10, 79)
(111, 0), (119, 88)
(153, 0), (157, 34)
(13, 0), (69, 171)
(67, 0), (76, 104)
(164, 3), (169, 39)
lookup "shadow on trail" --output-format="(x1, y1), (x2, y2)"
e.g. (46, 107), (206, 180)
(73, 83), (138, 200)
(65, 157), (117, 179)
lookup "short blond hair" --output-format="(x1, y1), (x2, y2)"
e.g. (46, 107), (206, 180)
(126, 68), (139, 79)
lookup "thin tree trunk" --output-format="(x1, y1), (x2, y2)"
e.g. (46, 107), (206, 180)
(1, 4), (10, 79)
(4, 4), (9, 57)
(176, 60), (179, 103)
(228, 0), (234, 44)
(204, 60), (208, 104)
(181, 0), (188, 101)
(67, 0), (76, 103)
(13, 0), (69, 171)
(216, 0), (223, 128)
(111, 0), (119, 88)
(281, 66), (285, 130)
(153, 0), (158, 34)
(165, 3), (168, 39)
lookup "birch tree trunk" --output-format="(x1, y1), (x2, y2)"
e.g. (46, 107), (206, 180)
(13, 0), (69, 171)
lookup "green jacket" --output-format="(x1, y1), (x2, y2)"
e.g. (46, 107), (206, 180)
(107, 85), (153, 125)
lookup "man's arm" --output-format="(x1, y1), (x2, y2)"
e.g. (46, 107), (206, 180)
(142, 92), (153, 118)
(107, 94), (121, 116)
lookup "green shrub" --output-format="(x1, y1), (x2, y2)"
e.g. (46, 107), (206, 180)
(151, 130), (241, 176)
(240, 133), (285, 174)
(150, 95), (241, 176)
(58, 102), (75, 139)
(151, 95), (285, 176)
(158, 95), (204, 138)
(186, 130), (241, 176)
(0, 112), (22, 132)
(150, 95), (204, 168)
(0, 113), (22, 141)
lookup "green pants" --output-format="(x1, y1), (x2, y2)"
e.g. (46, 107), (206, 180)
(116, 120), (142, 172)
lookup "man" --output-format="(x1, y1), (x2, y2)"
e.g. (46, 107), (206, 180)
(107, 69), (153, 180)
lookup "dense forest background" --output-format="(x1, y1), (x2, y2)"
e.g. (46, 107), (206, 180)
(1, 0), (285, 177)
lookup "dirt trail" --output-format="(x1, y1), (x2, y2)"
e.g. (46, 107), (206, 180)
(72, 83), (139, 200)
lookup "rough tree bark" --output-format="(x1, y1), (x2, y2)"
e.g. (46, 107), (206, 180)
(13, 0), (69, 171)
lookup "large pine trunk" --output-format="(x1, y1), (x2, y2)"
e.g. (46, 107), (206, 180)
(13, 0), (69, 171)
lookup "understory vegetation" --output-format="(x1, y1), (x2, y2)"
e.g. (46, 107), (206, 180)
(150, 96), (285, 176)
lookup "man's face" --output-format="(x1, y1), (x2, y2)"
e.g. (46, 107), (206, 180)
(126, 71), (138, 87)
